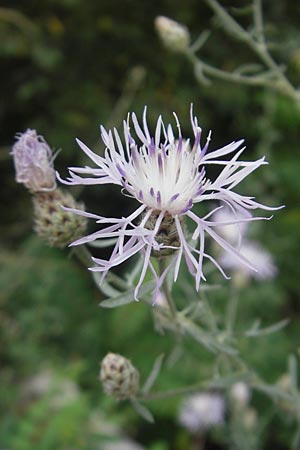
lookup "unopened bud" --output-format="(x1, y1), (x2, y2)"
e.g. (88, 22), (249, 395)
(230, 382), (251, 409)
(12, 129), (56, 192)
(155, 16), (190, 52)
(100, 353), (140, 400)
(33, 188), (87, 248)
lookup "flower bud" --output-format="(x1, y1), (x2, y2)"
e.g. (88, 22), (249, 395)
(33, 188), (87, 248)
(155, 16), (190, 53)
(230, 382), (251, 409)
(11, 129), (56, 193)
(100, 353), (140, 400)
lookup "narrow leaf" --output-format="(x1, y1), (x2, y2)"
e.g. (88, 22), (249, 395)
(130, 399), (154, 423)
(87, 237), (118, 248)
(100, 281), (155, 308)
(245, 319), (289, 337)
(142, 354), (165, 394)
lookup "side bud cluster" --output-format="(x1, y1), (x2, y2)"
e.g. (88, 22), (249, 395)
(12, 129), (87, 248)
(155, 16), (190, 53)
(100, 353), (140, 400)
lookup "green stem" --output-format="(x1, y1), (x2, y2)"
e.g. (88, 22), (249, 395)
(72, 244), (92, 267)
(226, 285), (240, 335)
(138, 371), (248, 402)
(200, 0), (300, 101)
(158, 258), (177, 319)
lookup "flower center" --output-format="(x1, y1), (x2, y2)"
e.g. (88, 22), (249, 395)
(121, 139), (205, 215)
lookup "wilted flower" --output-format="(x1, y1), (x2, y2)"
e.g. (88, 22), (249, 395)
(178, 392), (225, 433)
(155, 16), (190, 52)
(11, 129), (56, 192)
(220, 239), (277, 282)
(60, 105), (279, 300)
(100, 353), (140, 400)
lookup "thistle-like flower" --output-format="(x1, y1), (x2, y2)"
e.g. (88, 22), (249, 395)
(60, 106), (279, 301)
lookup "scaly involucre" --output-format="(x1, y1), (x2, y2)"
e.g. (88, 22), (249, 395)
(59, 106), (278, 301)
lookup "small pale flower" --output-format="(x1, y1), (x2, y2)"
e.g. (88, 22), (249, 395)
(220, 239), (277, 281)
(178, 392), (225, 433)
(155, 16), (190, 52)
(12, 129), (56, 192)
(59, 105), (279, 301)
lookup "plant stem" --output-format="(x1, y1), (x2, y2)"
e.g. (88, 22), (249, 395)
(138, 371), (248, 401)
(158, 258), (177, 319)
(72, 244), (92, 267)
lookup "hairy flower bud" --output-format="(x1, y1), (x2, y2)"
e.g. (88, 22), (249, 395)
(155, 16), (190, 52)
(143, 211), (183, 257)
(33, 188), (87, 248)
(100, 353), (139, 400)
(12, 129), (56, 192)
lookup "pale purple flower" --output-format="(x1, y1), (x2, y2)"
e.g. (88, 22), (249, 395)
(178, 392), (225, 432)
(59, 105), (279, 301)
(12, 129), (56, 192)
(212, 205), (250, 245)
(220, 239), (278, 281)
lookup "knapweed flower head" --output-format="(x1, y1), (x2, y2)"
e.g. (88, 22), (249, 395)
(60, 105), (279, 301)
(155, 16), (190, 52)
(178, 392), (225, 433)
(12, 129), (56, 192)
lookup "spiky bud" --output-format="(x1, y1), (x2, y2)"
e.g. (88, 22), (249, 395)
(143, 210), (184, 257)
(100, 353), (140, 400)
(33, 188), (87, 248)
(155, 16), (190, 53)
(11, 129), (56, 193)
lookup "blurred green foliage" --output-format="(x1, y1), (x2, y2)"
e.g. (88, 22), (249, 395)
(1, 0), (300, 449)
